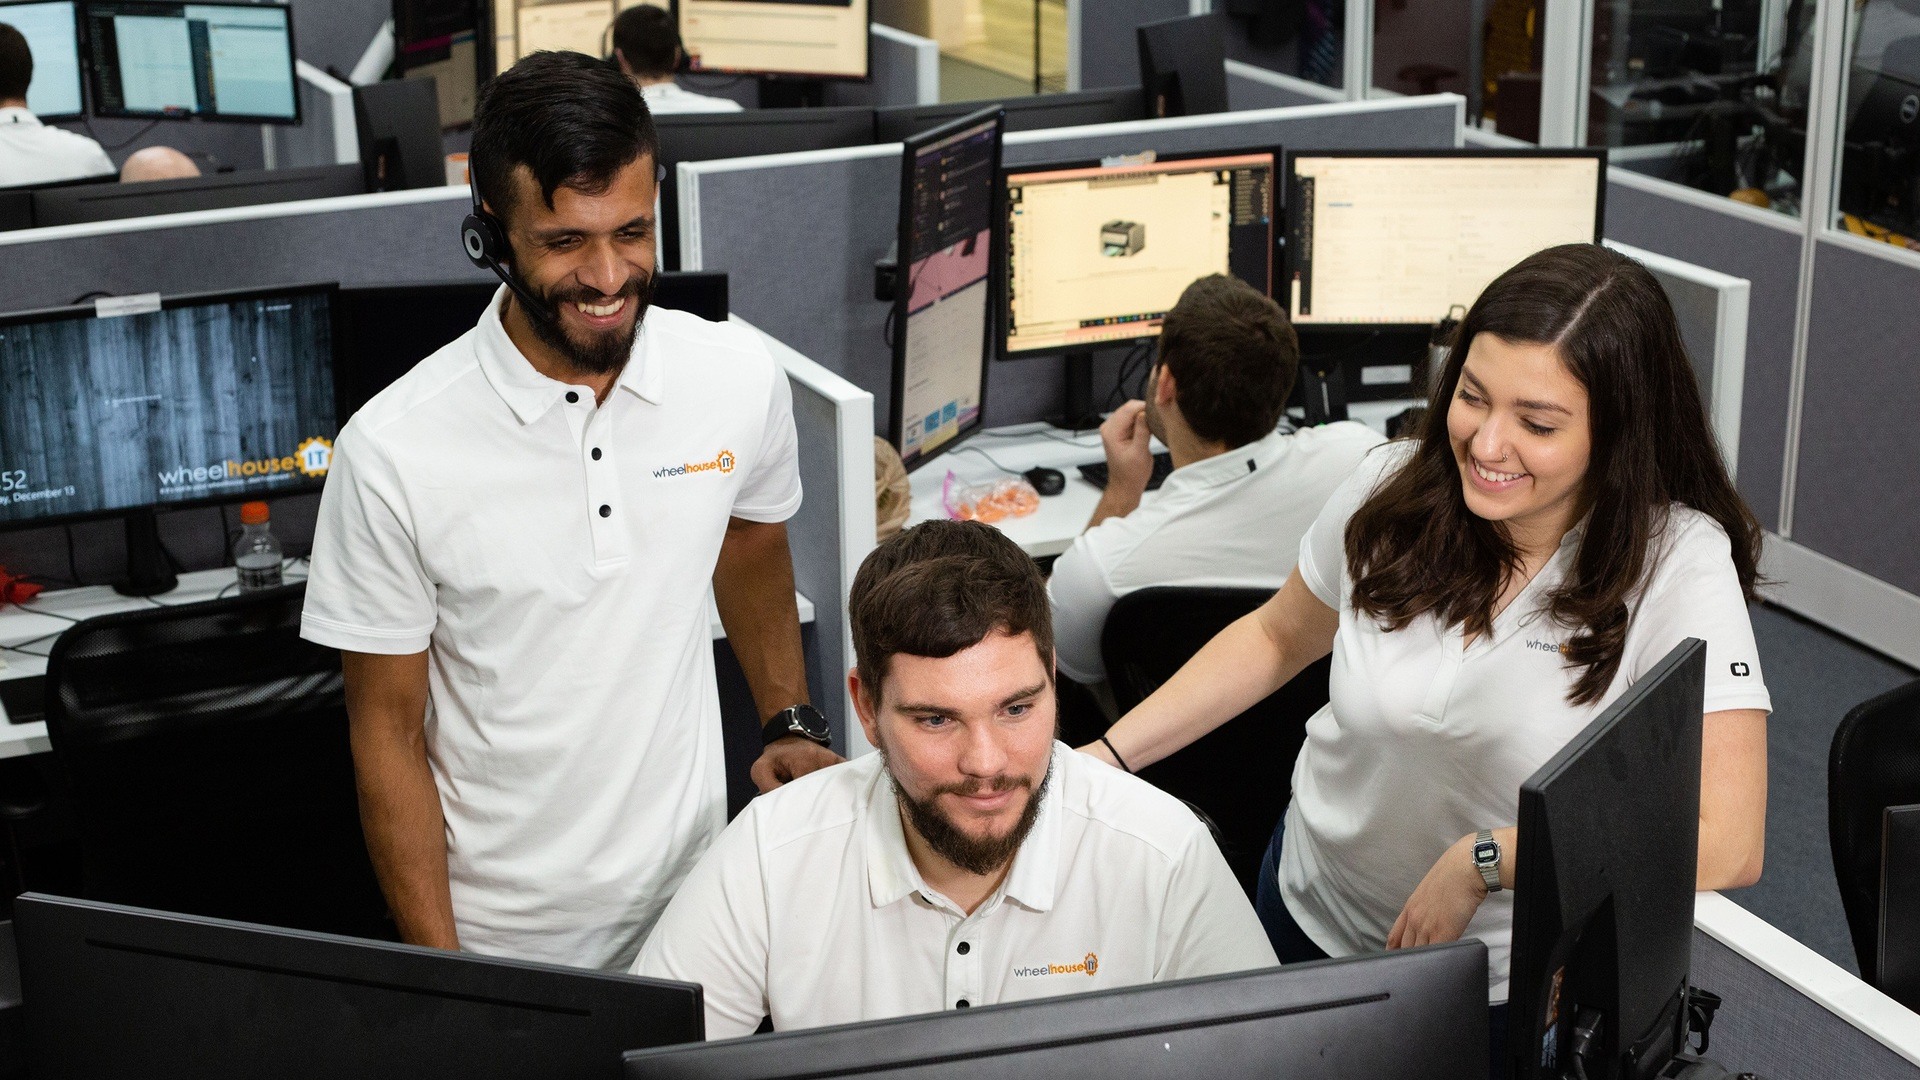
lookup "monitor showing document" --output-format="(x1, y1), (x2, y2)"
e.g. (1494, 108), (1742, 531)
(82, 0), (299, 123)
(678, 0), (868, 80)
(0, 1), (85, 118)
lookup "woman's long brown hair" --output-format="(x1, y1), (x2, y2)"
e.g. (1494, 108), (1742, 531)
(1343, 244), (1762, 705)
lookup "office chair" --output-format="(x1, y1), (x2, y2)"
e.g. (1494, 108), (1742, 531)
(1101, 586), (1331, 896)
(42, 584), (392, 940)
(1827, 675), (1920, 986)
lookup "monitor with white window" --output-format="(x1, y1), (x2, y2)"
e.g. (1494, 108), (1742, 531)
(0, 1), (84, 119)
(677, 0), (868, 81)
(81, 0), (298, 123)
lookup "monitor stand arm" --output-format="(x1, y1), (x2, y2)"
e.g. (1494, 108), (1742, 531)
(115, 507), (179, 598)
(1301, 357), (1348, 426)
(1054, 350), (1103, 432)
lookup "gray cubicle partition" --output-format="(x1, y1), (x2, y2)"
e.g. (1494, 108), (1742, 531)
(1227, 60), (1340, 110)
(269, 63), (360, 171)
(679, 95), (1464, 433)
(1070, 0), (1190, 91)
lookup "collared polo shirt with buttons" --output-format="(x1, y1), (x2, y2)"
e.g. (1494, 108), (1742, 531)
(0, 107), (113, 188)
(1275, 443), (1772, 1002)
(301, 290), (802, 971)
(1047, 421), (1384, 684)
(632, 742), (1278, 1038)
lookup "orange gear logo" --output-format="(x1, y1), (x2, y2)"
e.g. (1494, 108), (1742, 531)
(296, 436), (333, 477)
(716, 450), (736, 475)
(1083, 953), (1099, 976)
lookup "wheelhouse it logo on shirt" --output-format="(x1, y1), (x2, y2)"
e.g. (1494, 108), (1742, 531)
(653, 449), (736, 479)
(1013, 952), (1099, 978)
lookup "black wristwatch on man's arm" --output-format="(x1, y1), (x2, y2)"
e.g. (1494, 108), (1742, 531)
(762, 704), (832, 749)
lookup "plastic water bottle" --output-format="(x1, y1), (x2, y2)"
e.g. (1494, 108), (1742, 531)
(234, 501), (283, 592)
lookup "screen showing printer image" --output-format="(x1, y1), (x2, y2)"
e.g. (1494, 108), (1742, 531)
(81, 0), (299, 123)
(890, 107), (1002, 472)
(1285, 149), (1605, 327)
(0, 1), (86, 118)
(999, 146), (1277, 357)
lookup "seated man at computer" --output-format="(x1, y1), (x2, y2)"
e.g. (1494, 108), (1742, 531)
(634, 519), (1278, 1038)
(1047, 274), (1384, 687)
(609, 5), (742, 115)
(0, 22), (110, 188)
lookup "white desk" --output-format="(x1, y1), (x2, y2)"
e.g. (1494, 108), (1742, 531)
(0, 567), (814, 759)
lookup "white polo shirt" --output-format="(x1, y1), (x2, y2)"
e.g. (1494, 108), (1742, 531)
(301, 291), (801, 971)
(641, 82), (745, 115)
(1047, 421), (1383, 683)
(632, 742), (1278, 1039)
(1277, 443), (1772, 1002)
(0, 107), (113, 188)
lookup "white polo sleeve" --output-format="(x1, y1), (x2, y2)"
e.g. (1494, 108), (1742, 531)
(1625, 512), (1773, 716)
(1047, 533), (1119, 685)
(299, 423), (438, 655)
(1296, 442), (1412, 610)
(1154, 825), (1282, 980)
(730, 366), (803, 524)
(631, 810), (772, 1040)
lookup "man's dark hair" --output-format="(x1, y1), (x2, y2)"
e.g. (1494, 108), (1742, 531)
(850, 520), (1053, 701)
(1155, 274), (1299, 448)
(611, 5), (678, 79)
(469, 50), (658, 224)
(0, 23), (32, 103)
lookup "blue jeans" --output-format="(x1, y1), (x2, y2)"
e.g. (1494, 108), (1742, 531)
(1254, 818), (1509, 1077)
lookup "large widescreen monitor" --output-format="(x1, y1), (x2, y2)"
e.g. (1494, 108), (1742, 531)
(890, 106), (1001, 472)
(81, 0), (300, 123)
(678, 0), (869, 81)
(0, 1), (85, 118)
(1284, 149), (1605, 327)
(999, 145), (1278, 357)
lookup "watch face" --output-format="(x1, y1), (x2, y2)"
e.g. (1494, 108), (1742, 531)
(1474, 841), (1499, 866)
(793, 705), (830, 740)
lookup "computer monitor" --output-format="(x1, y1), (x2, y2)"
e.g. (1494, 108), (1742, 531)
(1137, 13), (1229, 118)
(623, 943), (1488, 1080)
(394, 0), (483, 129)
(677, 0), (869, 82)
(889, 106), (1002, 472)
(14, 892), (704, 1079)
(30, 162), (365, 225)
(0, 1), (85, 119)
(1882, 804), (1920, 1012)
(0, 283), (338, 594)
(81, 0), (299, 123)
(0, 189), (32, 231)
(873, 87), (1147, 145)
(1507, 638), (1707, 1080)
(354, 77), (446, 192)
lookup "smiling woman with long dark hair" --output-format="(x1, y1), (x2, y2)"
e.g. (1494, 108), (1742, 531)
(1081, 244), (1771, 1026)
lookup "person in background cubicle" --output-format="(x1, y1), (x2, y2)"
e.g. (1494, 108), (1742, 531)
(609, 5), (743, 115)
(1047, 274), (1383, 690)
(634, 520), (1277, 1038)
(0, 22), (110, 188)
(119, 146), (200, 183)
(300, 51), (839, 973)
(1081, 244), (1770, 1061)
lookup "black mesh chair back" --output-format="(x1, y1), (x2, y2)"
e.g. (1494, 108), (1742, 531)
(1828, 676), (1920, 985)
(1101, 586), (1331, 895)
(43, 583), (391, 939)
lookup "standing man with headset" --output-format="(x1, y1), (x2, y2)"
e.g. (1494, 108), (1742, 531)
(301, 51), (839, 971)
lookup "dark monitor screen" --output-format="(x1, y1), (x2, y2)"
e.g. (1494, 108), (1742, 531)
(873, 87), (1148, 144)
(0, 1), (86, 118)
(30, 162), (365, 226)
(999, 144), (1278, 357)
(81, 0), (300, 123)
(0, 283), (338, 530)
(1137, 13), (1229, 118)
(1882, 804), (1920, 1010)
(14, 892), (704, 1080)
(890, 106), (1001, 472)
(0, 190), (31, 232)
(354, 77), (444, 192)
(1508, 639), (1706, 1080)
(678, 0), (869, 81)
(623, 943), (1488, 1080)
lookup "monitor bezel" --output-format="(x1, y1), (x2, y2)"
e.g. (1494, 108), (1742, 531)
(79, 0), (303, 125)
(1281, 146), (1609, 330)
(0, 0), (88, 120)
(0, 280), (345, 535)
(888, 105), (1003, 474)
(993, 142), (1284, 362)
(674, 0), (872, 84)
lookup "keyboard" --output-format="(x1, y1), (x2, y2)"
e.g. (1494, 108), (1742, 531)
(1077, 451), (1174, 492)
(0, 676), (45, 726)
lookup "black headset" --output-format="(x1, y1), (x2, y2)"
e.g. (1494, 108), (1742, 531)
(459, 157), (669, 311)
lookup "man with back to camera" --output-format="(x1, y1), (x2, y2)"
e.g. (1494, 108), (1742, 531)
(633, 519), (1278, 1038)
(300, 51), (840, 971)
(0, 22), (111, 188)
(1047, 274), (1385, 688)
(609, 4), (742, 115)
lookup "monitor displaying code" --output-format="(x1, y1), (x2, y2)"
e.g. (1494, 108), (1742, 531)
(0, 2), (84, 118)
(84, 1), (298, 122)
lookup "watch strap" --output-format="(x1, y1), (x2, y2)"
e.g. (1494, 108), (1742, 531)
(762, 705), (831, 748)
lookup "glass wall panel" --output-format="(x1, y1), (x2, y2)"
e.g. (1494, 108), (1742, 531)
(1372, 0), (1543, 140)
(1220, 0), (1346, 90)
(1832, 0), (1920, 248)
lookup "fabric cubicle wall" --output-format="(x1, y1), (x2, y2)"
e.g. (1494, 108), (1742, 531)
(679, 95), (1465, 435)
(1070, 0), (1191, 91)
(1227, 60), (1339, 110)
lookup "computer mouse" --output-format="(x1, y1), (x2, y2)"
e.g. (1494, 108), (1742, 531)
(1024, 466), (1066, 497)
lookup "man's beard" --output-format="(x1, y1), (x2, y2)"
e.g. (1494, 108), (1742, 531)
(883, 752), (1053, 877)
(520, 271), (655, 376)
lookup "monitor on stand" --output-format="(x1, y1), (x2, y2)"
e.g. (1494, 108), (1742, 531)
(355, 77), (447, 192)
(0, 283), (341, 596)
(873, 87), (1147, 144)
(14, 893), (704, 1079)
(81, 0), (300, 123)
(887, 106), (1002, 472)
(676, 0), (869, 107)
(998, 145), (1279, 430)
(1137, 13), (1230, 118)
(0, 1), (87, 119)
(394, 0), (485, 129)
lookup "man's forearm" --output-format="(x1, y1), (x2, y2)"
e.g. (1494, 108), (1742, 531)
(1086, 487), (1142, 531)
(714, 521), (810, 723)
(350, 723), (459, 949)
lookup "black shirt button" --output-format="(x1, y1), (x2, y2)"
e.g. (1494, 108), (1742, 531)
(591, 447), (602, 460)
(598, 504), (611, 518)
(956, 942), (970, 955)
(955, 1000), (970, 1009)
(566, 391), (579, 404)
